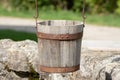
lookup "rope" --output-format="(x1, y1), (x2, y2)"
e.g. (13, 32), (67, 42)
(34, 0), (39, 29)
(82, 0), (86, 27)
(34, 0), (86, 28)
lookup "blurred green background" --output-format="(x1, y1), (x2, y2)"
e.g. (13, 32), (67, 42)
(0, 0), (120, 27)
(0, 0), (120, 41)
(1, 0), (120, 14)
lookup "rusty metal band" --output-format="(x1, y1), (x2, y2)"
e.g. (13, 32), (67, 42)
(40, 65), (80, 73)
(37, 32), (83, 40)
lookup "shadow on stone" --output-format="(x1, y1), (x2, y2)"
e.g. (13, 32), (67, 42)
(105, 72), (112, 80)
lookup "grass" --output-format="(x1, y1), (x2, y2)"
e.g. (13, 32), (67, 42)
(87, 14), (120, 27)
(0, 8), (120, 27)
(40, 10), (120, 27)
(0, 8), (35, 18)
(0, 8), (82, 20)
(0, 8), (120, 41)
(0, 30), (37, 41)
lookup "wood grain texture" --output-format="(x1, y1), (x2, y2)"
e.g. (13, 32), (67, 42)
(37, 20), (84, 72)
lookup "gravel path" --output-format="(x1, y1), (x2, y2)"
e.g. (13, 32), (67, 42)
(0, 17), (35, 26)
(83, 24), (120, 41)
(1, 16), (120, 50)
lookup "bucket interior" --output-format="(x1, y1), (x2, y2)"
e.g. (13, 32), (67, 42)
(39, 20), (83, 27)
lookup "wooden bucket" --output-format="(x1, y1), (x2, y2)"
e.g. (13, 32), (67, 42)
(37, 20), (84, 73)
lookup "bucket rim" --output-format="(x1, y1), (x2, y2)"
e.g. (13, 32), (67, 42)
(38, 20), (84, 27)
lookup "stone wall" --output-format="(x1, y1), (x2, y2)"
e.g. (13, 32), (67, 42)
(0, 39), (120, 80)
(0, 39), (39, 80)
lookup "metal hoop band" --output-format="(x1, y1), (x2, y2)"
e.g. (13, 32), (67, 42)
(40, 65), (80, 73)
(37, 31), (83, 41)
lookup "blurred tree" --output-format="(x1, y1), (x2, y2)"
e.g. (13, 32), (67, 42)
(73, 0), (83, 12)
(87, 0), (117, 14)
(0, 0), (118, 14)
(0, 0), (8, 7)
(67, 0), (74, 10)
(9, 0), (53, 11)
(116, 0), (120, 14)
(0, 0), (12, 11)
(9, 0), (35, 11)
(50, 0), (71, 10)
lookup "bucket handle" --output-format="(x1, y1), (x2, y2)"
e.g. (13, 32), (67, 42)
(82, 0), (86, 27)
(34, 0), (86, 29)
(34, 0), (39, 29)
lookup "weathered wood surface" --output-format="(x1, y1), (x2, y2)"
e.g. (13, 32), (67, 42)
(37, 20), (84, 72)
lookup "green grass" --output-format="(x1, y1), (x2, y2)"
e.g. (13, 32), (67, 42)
(0, 30), (37, 41)
(0, 8), (120, 27)
(0, 8), (82, 20)
(87, 14), (120, 27)
(39, 10), (82, 20)
(0, 8), (35, 18)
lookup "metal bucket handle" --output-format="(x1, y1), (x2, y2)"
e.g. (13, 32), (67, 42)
(34, 0), (86, 29)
